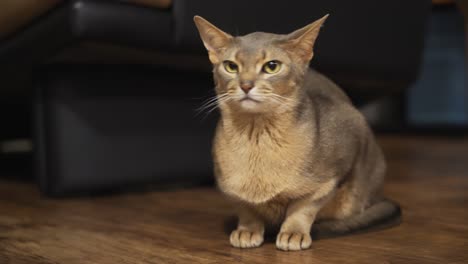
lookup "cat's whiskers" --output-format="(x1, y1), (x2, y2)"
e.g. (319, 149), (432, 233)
(268, 93), (297, 107)
(196, 93), (229, 116)
(269, 93), (295, 101)
(203, 96), (233, 116)
(207, 92), (229, 102)
(269, 96), (289, 107)
(201, 98), (227, 112)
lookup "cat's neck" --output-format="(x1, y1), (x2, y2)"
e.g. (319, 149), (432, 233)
(220, 107), (301, 144)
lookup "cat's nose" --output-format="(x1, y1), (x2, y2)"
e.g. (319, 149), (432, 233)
(240, 81), (254, 94)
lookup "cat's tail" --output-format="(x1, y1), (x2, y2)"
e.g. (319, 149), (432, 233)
(312, 199), (401, 239)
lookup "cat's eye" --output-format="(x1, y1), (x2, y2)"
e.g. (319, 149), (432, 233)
(262, 60), (282, 74)
(223, 61), (239, 73)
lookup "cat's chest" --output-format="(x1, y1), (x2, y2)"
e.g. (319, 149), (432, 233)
(215, 128), (312, 204)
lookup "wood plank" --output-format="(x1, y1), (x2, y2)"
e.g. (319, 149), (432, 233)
(0, 135), (467, 263)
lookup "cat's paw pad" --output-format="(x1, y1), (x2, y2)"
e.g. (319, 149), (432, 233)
(276, 232), (312, 251)
(230, 229), (264, 248)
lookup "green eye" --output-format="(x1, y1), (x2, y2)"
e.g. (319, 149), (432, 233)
(223, 61), (239, 73)
(262, 60), (281, 74)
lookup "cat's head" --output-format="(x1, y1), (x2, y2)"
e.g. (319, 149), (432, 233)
(194, 15), (328, 115)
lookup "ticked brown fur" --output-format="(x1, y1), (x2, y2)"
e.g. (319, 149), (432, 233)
(194, 15), (399, 251)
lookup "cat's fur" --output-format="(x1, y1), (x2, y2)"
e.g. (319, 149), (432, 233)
(194, 15), (400, 251)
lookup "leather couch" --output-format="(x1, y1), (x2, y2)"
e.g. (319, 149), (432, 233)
(0, 0), (431, 195)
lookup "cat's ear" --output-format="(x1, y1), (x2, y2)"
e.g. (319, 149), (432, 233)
(283, 14), (329, 63)
(193, 16), (232, 64)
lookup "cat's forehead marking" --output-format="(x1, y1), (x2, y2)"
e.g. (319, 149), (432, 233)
(234, 49), (265, 64)
(233, 37), (274, 65)
(231, 32), (286, 64)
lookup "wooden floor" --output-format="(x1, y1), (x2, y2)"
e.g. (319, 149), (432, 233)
(1, 136), (467, 264)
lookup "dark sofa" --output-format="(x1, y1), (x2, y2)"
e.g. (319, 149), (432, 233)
(0, 0), (431, 195)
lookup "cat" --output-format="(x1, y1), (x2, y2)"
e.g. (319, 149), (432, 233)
(193, 15), (400, 251)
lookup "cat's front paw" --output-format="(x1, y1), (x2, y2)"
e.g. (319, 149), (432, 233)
(276, 232), (312, 251)
(230, 229), (264, 248)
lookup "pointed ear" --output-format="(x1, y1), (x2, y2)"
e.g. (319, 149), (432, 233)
(283, 14), (329, 63)
(193, 16), (232, 64)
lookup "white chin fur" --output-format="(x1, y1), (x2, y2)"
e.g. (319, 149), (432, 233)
(239, 99), (262, 111)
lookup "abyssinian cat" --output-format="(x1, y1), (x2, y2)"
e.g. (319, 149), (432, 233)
(194, 15), (400, 251)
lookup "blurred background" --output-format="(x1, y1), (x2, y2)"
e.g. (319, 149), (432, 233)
(0, 0), (465, 196)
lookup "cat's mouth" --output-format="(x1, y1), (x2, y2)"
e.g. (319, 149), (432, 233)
(238, 95), (263, 110)
(239, 96), (261, 103)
